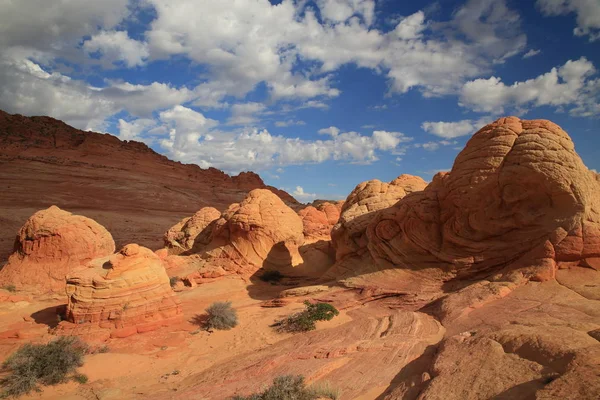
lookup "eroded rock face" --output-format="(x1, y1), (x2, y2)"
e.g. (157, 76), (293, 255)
(63, 244), (181, 338)
(0, 206), (115, 291)
(364, 117), (600, 285)
(331, 175), (427, 260)
(298, 201), (343, 242)
(163, 207), (221, 254)
(200, 189), (305, 275)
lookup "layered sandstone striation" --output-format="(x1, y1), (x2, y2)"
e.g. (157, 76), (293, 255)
(205, 189), (305, 274)
(63, 244), (181, 338)
(298, 201), (343, 242)
(331, 174), (427, 260)
(0, 205), (115, 291)
(365, 117), (600, 283)
(163, 207), (221, 254)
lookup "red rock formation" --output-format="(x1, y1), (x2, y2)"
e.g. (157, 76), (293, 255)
(298, 201), (343, 241)
(163, 207), (221, 254)
(331, 174), (427, 260)
(207, 189), (305, 273)
(0, 205), (115, 291)
(365, 118), (600, 283)
(0, 109), (297, 261)
(62, 244), (182, 338)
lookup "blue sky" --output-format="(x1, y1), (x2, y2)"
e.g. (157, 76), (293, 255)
(0, 0), (598, 201)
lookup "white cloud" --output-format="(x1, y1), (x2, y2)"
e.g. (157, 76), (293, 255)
(522, 49), (542, 59)
(118, 118), (157, 141)
(316, 0), (376, 26)
(293, 186), (317, 200)
(0, 0), (130, 58)
(147, 113), (413, 172)
(275, 119), (306, 127)
(421, 117), (493, 139)
(227, 102), (267, 125)
(318, 126), (341, 136)
(83, 31), (149, 67)
(459, 57), (600, 116)
(536, 0), (600, 41)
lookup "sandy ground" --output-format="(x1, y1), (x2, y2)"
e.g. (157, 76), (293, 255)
(0, 278), (357, 400)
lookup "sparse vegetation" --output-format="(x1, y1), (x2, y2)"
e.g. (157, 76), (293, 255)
(310, 381), (340, 400)
(259, 270), (284, 283)
(0, 336), (88, 398)
(1, 284), (16, 293)
(204, 301), (238, 331)
(273, 301), (339, 333)
(169, 276), (179, 287)
(72, 373), (88, 384)
(231, 375), (339, 400)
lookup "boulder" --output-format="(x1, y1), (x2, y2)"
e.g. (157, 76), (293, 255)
(204, 189), (305, 275)
(163, 207), (221, 254)
(62, 244), (182, 338)
(331, 175), (427, 260)
(298, 201), (343, 242)
(0, 206), (115, 291)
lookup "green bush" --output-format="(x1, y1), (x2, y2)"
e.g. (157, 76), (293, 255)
(259, 270), (283, 283)
(72, 373), (88, 384)
(232, 375), (315, 400)
(0, 336), (88, 398)
(231, 375), (339, 400)
(205, 301), (238, 331)
(273, 301), (339, 333)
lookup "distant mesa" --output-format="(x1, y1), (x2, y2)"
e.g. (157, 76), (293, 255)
(0, 205), (115, 292)
(0, 109), (298, 262)
(60, 244), (182, 339)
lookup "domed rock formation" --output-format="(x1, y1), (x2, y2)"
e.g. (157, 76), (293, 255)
(331, 175), (427, 260)
(0, 205), (115, 291)
(298, 201), (343, 242)
(205, 189), (305, 274)
(328, 117), (600, 293)
(62, 244), (182, 338)
(163, 207), (221, 254)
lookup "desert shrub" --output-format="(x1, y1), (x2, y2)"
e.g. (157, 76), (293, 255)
(273, 301), (339, 333)
(0, 336), (88, 398)
(231, 375), (316, 400)
(259, 270), (283, 283)
(310, 381), (340, 400)
(169, 276), (179, 287)
(72, 373), (88, 384)
(1, 284), (16, 293)
(205, 301), (238, 331)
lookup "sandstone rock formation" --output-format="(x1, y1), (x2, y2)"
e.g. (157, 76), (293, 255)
(331, 174), (427, 260)
(298, 201), (343, 242)
(0, 109), (297, 261)
(205, 189), (305, 274)
(364, 117), (600, 284)
(163, 207), (221, 254)
(62, 244), (182, 338)
(0, 206), (115, 291)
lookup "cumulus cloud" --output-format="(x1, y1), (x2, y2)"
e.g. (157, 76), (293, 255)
(536, 0), (600, 41)
(0, 57), (194, 130)
(421, 117), (493, 138)
(83, 31), (149, 67)
(140, 110), (414, 172)
(293, 186), (317, 201)
(459, 57), (600, 116)
(227, 102), (267, 125)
